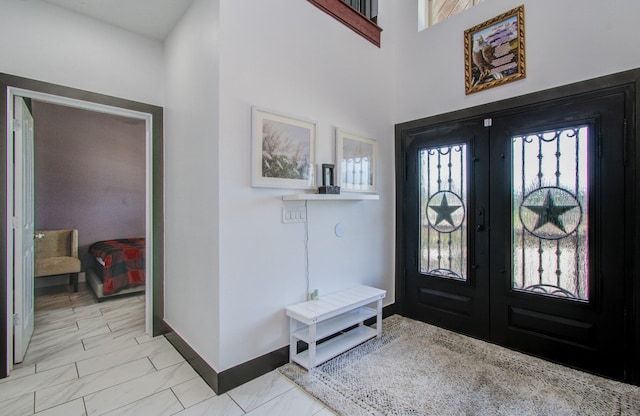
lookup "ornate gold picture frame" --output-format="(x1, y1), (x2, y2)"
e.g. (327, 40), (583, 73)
(464, 5), (526, 95)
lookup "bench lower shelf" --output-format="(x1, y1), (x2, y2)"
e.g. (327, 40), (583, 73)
(291, 306), (376, 343)
(291, 325), (377, 369)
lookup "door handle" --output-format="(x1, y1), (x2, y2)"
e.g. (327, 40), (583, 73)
(476, 207), (485, 232)
(34, 233), (44, 239)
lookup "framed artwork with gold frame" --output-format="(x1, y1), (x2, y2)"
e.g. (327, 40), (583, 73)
(464, 5), (526, 95)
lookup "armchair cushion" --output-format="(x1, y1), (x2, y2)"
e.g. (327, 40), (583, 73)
(35, 256), (81, 277)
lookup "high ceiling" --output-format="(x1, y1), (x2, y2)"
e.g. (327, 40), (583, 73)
(41, 0), (195, 40)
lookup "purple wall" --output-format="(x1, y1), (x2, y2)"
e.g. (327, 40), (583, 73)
(33, 101), (146, 272)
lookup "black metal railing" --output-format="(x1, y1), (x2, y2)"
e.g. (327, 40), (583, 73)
(343, 0), (377, 21)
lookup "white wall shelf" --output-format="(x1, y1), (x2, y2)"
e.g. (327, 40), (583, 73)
(282, 193), (379, 201)
(285, 285), (386, 371)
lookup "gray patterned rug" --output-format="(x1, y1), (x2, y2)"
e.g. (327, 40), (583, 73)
(278, 315), (640, 415)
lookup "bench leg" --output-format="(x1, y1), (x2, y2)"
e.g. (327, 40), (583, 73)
(70, 273), (78, 292)
(308, 323), (317, 371)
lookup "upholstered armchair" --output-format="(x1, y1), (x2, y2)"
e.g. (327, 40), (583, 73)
(34, 229), (82, 292)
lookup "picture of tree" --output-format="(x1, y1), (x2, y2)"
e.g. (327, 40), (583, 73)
(251, 107), (316, 189)
(262, 120), (311, 180)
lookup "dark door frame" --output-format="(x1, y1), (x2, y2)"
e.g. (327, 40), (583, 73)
(395, 68), (640, 384)
(0, 73), (166, 379)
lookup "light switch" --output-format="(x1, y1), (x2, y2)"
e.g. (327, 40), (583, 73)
(282, 206), (306, 223)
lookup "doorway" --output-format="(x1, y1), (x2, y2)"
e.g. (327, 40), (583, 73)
(396, 82), (636, 382)
(1, 74), (165, 378)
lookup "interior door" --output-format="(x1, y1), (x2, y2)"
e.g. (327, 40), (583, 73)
(13, 96), (35, 363)
(400, 87), (632, 380)
(404, 120), (490, 339)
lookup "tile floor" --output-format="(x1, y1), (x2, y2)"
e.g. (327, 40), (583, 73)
(1, 284), (335, 415)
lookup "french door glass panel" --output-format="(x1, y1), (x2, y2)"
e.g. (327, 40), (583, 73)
(511, 125), (589, 301)
(420, 143), (468, 280)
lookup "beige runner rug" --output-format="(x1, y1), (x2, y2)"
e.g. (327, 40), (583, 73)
(278, 315), (640, 416)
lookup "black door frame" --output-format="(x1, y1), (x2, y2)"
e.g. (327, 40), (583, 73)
(395, 68), (640, 385)
(0, 73), (166, 379)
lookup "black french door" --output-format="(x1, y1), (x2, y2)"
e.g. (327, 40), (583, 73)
(403, 120), (491, 340)
(399, 87), (633, 381)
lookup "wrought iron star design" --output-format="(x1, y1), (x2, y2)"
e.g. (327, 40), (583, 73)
(523, 190), (577, 233)
(429, 194), (462, 227)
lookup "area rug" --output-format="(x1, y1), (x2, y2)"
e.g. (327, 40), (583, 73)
(278, 315), (640, 416)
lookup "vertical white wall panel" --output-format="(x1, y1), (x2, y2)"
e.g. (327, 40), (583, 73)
(164, 0), (222, 369)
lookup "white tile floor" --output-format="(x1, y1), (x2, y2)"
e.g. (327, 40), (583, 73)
(1, 284), (335, 415)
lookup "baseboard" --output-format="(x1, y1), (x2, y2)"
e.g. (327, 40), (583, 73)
(163, 321), (288, 394)
(163, 328), (221, 391)
(163, 304), (396, 394)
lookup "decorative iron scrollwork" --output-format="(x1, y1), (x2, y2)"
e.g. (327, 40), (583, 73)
(420, 144), (468, 282)
(512, 126), (589, 301)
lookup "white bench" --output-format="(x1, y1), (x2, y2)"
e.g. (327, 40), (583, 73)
(285, 285), (386, 370)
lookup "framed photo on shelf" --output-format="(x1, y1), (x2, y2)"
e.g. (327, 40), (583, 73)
(336, 129), (377, 193)
(464, 5), (526, 95)
(251, 107), (316, 189)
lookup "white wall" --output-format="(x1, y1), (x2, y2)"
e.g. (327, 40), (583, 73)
(9, 0), (638, 378)
(163, 0), (222, 367)
(214, 0), (396, 370)
(393, 0), (640, 123)
(0, 0), (164, 105)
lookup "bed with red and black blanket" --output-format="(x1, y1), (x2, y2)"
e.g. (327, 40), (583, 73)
(88, 238), (145, 298)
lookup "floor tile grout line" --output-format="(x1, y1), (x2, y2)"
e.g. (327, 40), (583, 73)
(168, 385), (187, 413)
(237, 382), (297, 414)
(83, 396), (89, 416)
(75, 338), (169, 377)
(226, 393), (247, 414)
(0, 364), (77, 405)
(34, 357), (162, 413)
(80, 369), (197, 416)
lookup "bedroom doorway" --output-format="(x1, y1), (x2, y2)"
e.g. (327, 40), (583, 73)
(3, 82), (163, 377)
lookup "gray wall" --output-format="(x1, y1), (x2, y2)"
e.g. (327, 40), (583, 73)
(33, 101), (146, 276)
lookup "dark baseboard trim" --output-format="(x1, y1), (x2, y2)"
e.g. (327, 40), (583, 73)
(163, 326), (221, 392)
(163, 321), (288, 394)
(218, 346), (289, 394)
(163, 304), (396, 394)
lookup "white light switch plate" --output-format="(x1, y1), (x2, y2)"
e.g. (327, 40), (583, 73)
(282, 206), (306, 223)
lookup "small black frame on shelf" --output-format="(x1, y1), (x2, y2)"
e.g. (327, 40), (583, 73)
(319, 163), (340, 194)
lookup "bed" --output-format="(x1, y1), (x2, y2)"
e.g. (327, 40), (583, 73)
(87, 238), (145, 300)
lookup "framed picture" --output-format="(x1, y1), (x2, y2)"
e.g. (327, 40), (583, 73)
(464, 5), (526, 95)
(336, 129), (377, 193)
(252, 107), (316, 189)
